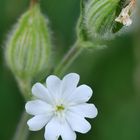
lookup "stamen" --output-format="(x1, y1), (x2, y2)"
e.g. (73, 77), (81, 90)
(56, 104), (65, 112)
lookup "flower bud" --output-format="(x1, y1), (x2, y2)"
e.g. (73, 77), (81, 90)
(5, 4), (52, 81)
(77, 0), (131, 43)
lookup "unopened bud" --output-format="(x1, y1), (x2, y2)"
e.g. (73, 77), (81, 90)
(77, 0), (135, 43)
(5, 4), (52, 82)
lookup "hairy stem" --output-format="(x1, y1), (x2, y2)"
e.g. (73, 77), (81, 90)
(13, 111), (30, 140)
(54, 41), (83, 76)
(13, 79), (31, 140)
(17, 78), (32, 100)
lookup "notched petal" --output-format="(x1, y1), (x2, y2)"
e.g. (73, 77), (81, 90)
(27, 114), (51, 131)
(25, 100), (53, 115)
(69, 103), (98, 119)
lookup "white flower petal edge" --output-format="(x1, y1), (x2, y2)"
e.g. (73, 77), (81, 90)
(45, 117), (76, 140)
(25, 73), (98, 140)
(25, 100), (53, 115)
(32, 83), (53, 104)
(69, 103), (98, 119)
(65, 84), (93, 105)
(66, 111), (91, 134)
(46, 75), (61, 98)
(27, 114), (52, 131)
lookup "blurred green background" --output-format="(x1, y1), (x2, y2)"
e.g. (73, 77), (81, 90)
(0, 0), (140, 140)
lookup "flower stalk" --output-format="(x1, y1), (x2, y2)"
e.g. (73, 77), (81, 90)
(17, 78), (32, 100)
(12, 78), (31, 140)
(13, 111), (30, 140)
(54, 41), (83, 76)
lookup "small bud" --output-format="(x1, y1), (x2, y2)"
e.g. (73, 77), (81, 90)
(5, 4), (52, 82)
(77, 0), (135, 43)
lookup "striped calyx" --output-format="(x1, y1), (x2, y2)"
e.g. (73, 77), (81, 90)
(5, 4), (52, 81)
(78, 0), (125, 42)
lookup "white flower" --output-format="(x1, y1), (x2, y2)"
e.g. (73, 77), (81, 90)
(115, 0), (135, 26)
(25, 73), (98, 140)
(115, 5), (132, 26)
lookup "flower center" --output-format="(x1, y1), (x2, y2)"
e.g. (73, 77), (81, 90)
(56, 104), (65, 112)
(54, 104), (65, 118)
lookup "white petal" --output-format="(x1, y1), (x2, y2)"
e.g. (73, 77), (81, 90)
(115, 17), (122, 23)
(46, 75), (61, 99)
(67, 85), (93, 104)
(66, 111), (91, 134)
(61, 73), (80, 98)
(27, 114), (51, 131)
(69, 103), (98, 118)
(60, 120), (76, 140)
(25, 100), (53, 115)
(124, 17), (132, 26)
(44, 117), (76, 140)
(32, 83), (53, 104)
(44, 117), (61, 140)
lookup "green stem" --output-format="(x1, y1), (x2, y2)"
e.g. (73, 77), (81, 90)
(54, 41), (83, 76)
(13, 111), (30, 140)
(13, 79), (31, 140)
(17, 78), (32, 100)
